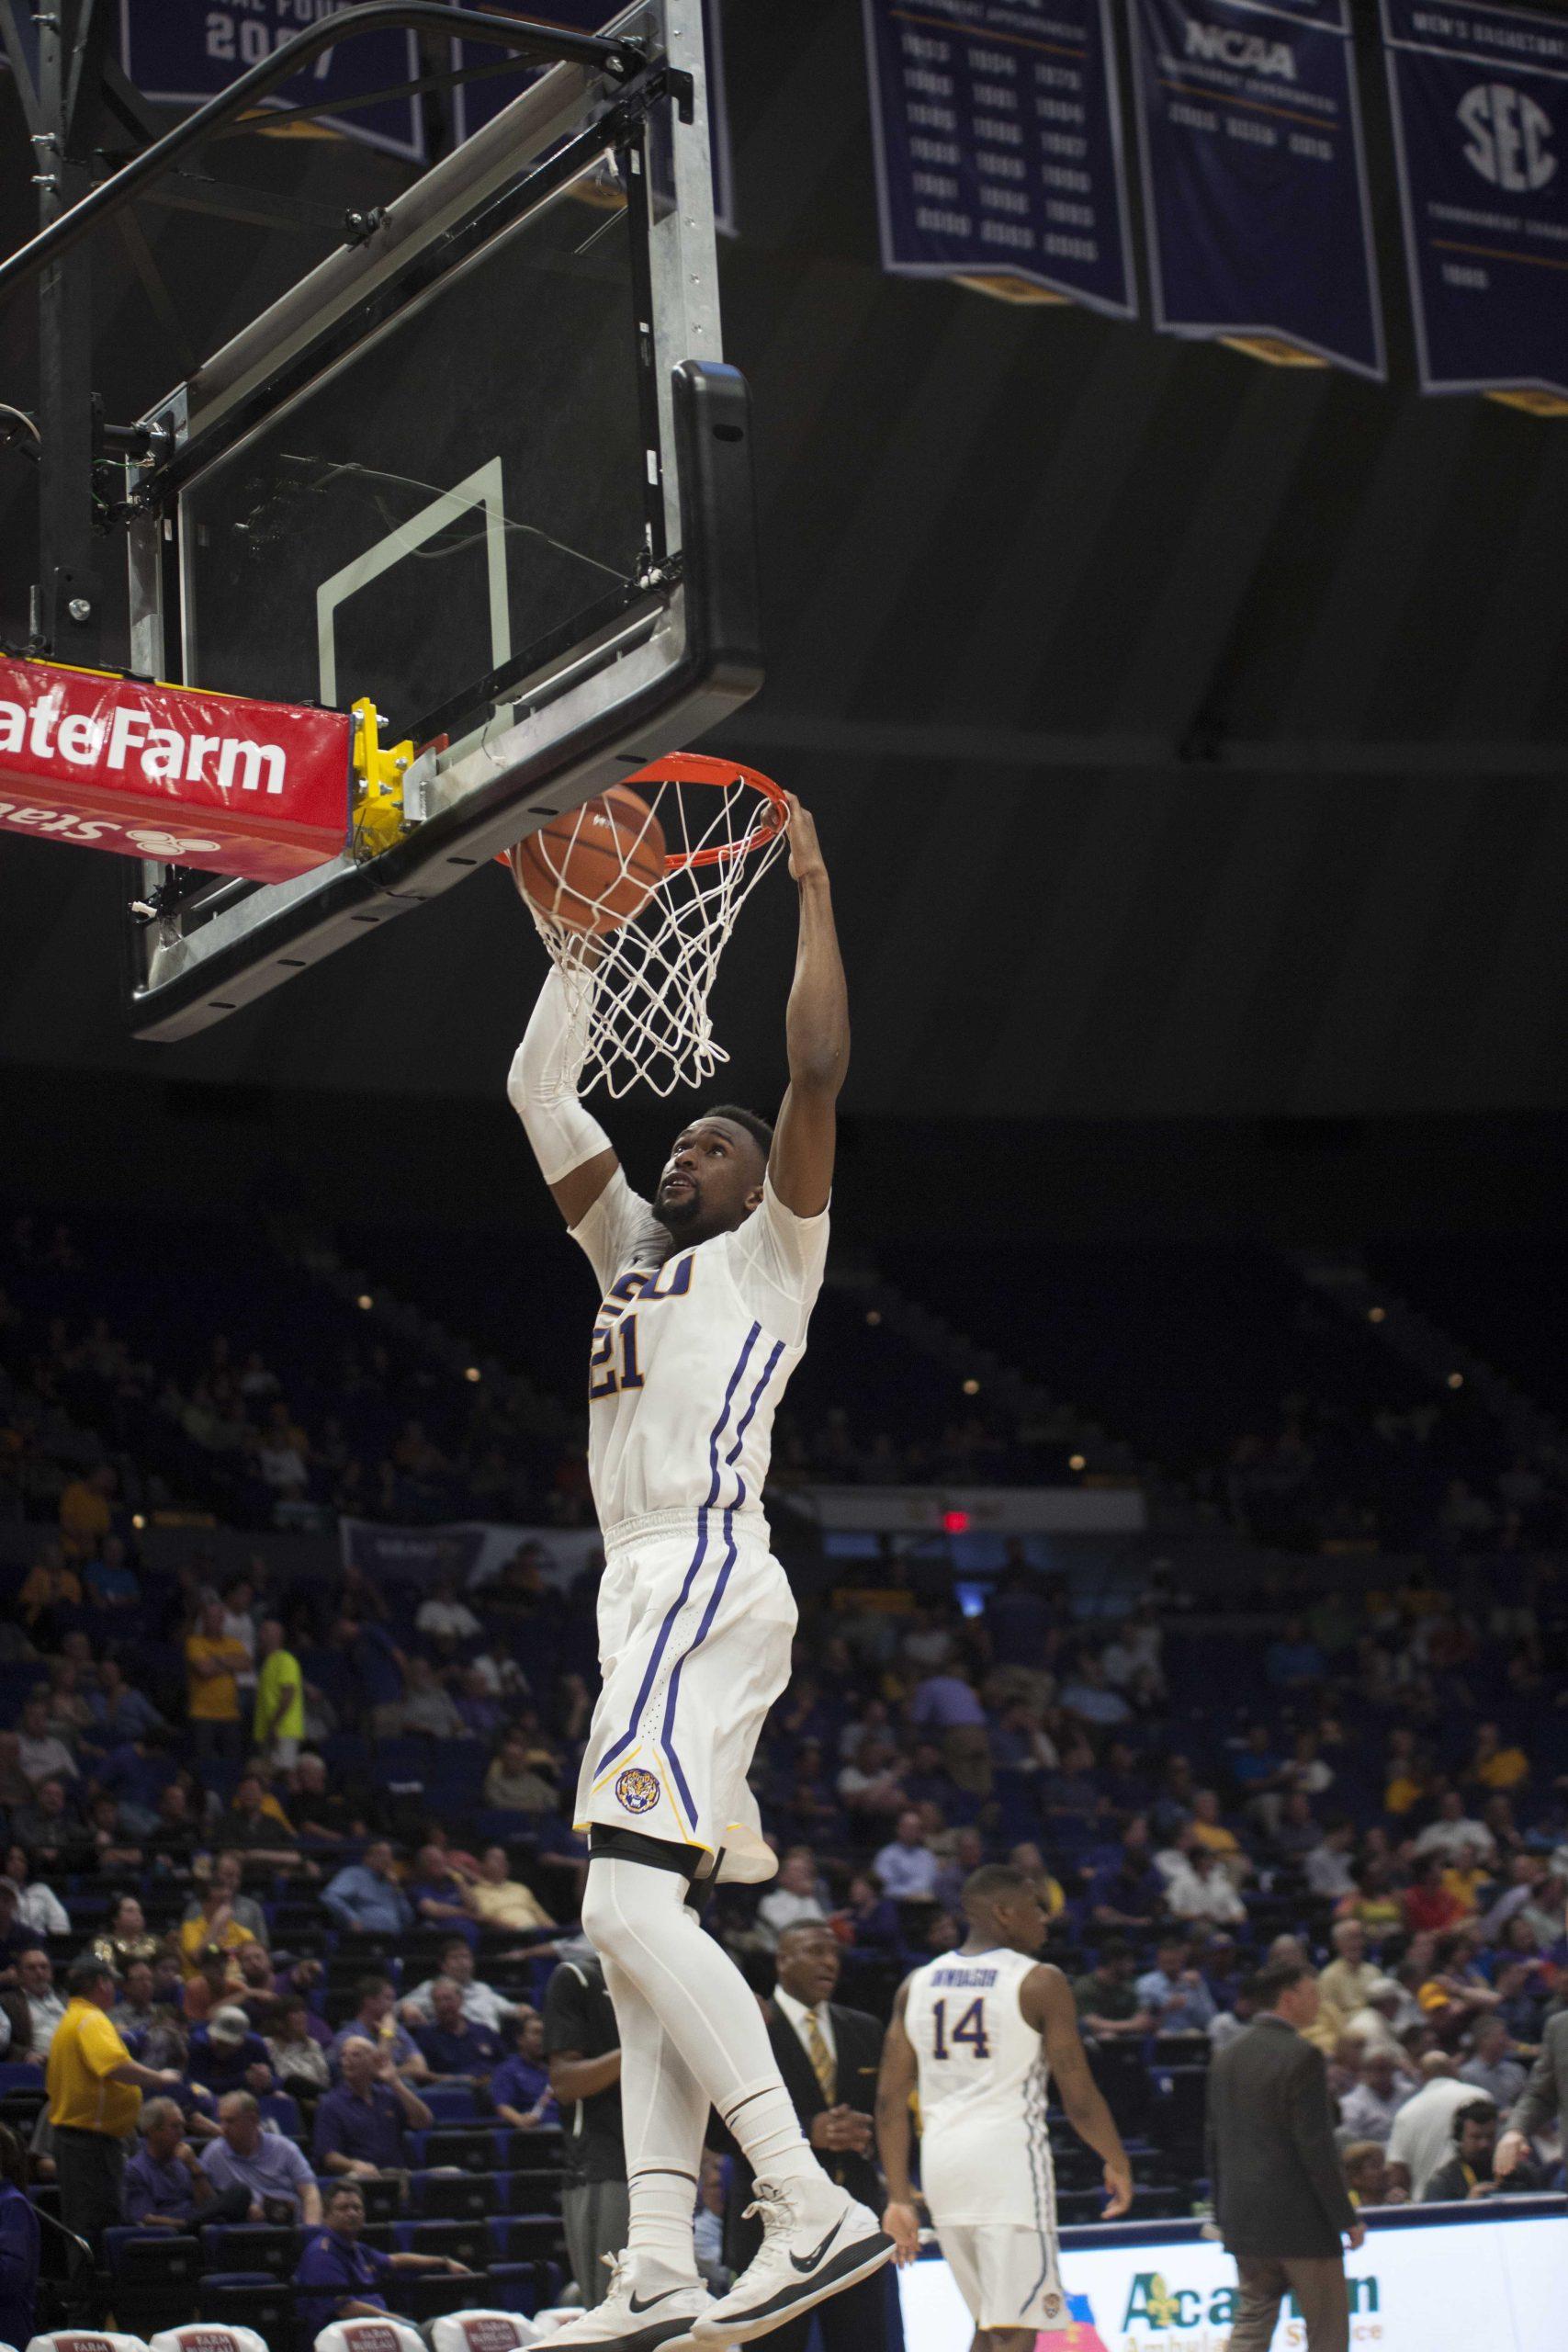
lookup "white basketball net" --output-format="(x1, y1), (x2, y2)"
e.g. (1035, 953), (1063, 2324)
(522, 769), (791, 1098)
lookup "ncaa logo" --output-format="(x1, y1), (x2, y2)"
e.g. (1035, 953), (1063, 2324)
(615, 1766), (661, 1815)
(1458, 82), (1556, 191)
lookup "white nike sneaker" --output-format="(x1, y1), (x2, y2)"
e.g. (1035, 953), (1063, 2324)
(544, 2253), (713, 2352)
(690, 2177), (893, 2344)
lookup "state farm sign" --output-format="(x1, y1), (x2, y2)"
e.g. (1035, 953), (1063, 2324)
(0, 656), (353, 881)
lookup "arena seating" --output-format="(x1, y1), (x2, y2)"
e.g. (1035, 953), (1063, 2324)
(3, 1201), (1566, 2347)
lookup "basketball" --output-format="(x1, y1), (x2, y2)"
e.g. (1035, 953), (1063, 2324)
(509, 786), (667, 935)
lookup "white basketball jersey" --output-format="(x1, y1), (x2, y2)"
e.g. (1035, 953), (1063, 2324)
(569, 1168), (828, 1536)
(904, 1946), (1055, 2229)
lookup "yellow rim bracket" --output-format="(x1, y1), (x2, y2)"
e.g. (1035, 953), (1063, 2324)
(349, 695), (417, 859)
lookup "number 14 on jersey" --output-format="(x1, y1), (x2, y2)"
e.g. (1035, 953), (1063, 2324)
(931, 1996), (990, 2060)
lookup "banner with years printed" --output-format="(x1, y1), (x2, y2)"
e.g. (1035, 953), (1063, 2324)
(121, 0), (426, 162)
(1382, 0), (1568, 404)
(862, 0), (1136, 314)
(1128, 0), (1384, 376)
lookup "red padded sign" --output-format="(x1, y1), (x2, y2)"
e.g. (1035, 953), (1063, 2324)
(0, 656), (353, 881)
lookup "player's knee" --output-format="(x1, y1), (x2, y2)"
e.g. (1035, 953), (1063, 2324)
(580, 1864), (632, 1966)
(581, 1845), (686, 1967)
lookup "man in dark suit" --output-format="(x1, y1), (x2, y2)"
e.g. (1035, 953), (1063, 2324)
(1205, 1959), (1362, 2352)
(724, 1922), (888, 2352)
(1496, 2002), (1568, 2183)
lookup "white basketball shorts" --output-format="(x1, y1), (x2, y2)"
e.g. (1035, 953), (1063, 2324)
(936, 2222), (1070, 2335)
(573, 1509), (795, 1883)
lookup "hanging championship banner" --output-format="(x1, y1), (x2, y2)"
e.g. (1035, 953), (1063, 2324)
(1128, 0), (1384, 376)
(453, 0), (736, 234)
(861, 0), (1136, 315)
(1383, 0), (1568, 412)
(121, 0), (426, 163)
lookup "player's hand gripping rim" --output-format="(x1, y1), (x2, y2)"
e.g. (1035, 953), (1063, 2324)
(782, 790), (827, 886)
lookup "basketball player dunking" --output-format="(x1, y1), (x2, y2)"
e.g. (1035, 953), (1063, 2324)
(875, 1866), (1134, 2352)
(508, 796), (891, 2352)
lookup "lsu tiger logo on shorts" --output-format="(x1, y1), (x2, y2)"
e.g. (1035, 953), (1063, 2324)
(1040, 2292), (1064, 2322)
(615, 1765), (661, 1815)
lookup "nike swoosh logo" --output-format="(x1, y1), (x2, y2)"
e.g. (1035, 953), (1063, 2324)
(789, 2216), (846, 2275)
(629, 2289), (687, 2314)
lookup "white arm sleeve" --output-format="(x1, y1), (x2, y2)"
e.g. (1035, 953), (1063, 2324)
(508, 967), (663, 1291)
(506, 966), (612, 1184)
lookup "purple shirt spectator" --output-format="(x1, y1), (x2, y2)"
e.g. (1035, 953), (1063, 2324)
(200, 2131), (316, 2216)
(124, 2146), (197, 2225)
(909, 1674), (986, 1730)
(312, 2082), (410, 2172)
(491, 2052), (557, 2123)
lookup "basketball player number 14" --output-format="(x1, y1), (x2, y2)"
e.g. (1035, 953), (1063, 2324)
(931, 1996), (989, 2061)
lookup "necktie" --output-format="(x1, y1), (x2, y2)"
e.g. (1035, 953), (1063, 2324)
(803, 2006), (836, 2104)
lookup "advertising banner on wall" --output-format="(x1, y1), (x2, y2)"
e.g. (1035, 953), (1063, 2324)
(339, 1517), (606, 1592)
(862, 0), (1136, 313)
(899, 2204), (1568, 2352)
(1382, 0), (1568, 410)
(1128, 0), (1384, 375)
(121, 0), (427, 162)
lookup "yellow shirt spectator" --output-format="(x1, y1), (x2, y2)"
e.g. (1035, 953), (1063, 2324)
(1384, 1771), (1425, 1815)
(186, 1606), (248, 1723)
(468, 1878), (555, 1933)
(1441, 1863), (1485, 1915)
(1340, 1890), (1402, 1937)
(1190, 1792), (1242, 1859)
(1472, 1744), (1529, 1792)
(59, 1474), (113, 1558)
(18, 1556), (82, 1623)
(178, 1905), (257, 1980)
(47, 1996), (141, 2135)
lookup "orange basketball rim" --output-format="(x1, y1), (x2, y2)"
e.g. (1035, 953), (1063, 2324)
(494, 753), (787, 873)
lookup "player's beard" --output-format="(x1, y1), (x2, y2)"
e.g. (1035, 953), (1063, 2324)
(654, 1183), (701, 1230)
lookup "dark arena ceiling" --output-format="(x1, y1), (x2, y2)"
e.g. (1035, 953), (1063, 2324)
(2, 0), (1567, 1130)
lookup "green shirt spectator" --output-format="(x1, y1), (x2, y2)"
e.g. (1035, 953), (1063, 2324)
(254, 1620), (305, 1756)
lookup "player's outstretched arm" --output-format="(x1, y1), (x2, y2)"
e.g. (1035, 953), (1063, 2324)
(1026, 1963), (1134, 2218)
(769, 794), (849, 1220)
(505, 950), (619, 1228)
(874, 1975), (922, 2265)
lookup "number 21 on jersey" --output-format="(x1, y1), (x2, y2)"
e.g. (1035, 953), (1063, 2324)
(590, 1317), (643, 1400)
(931, 1996), (990, 2060)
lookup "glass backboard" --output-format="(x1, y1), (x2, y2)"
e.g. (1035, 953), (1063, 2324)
(123, 0), (759, 1040)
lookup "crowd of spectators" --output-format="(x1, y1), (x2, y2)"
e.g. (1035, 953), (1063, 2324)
(0, 1207), (1565, 2343)
(9, 1208), (1568, 1562)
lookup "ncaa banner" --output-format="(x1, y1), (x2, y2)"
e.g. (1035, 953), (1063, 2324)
(1128, 0), (1385, 376)
(1382, 0), (1568, 410)
(120, 0), (427, 163)
(861, 0), (1136, 315)
(453, 0), (737, 234)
